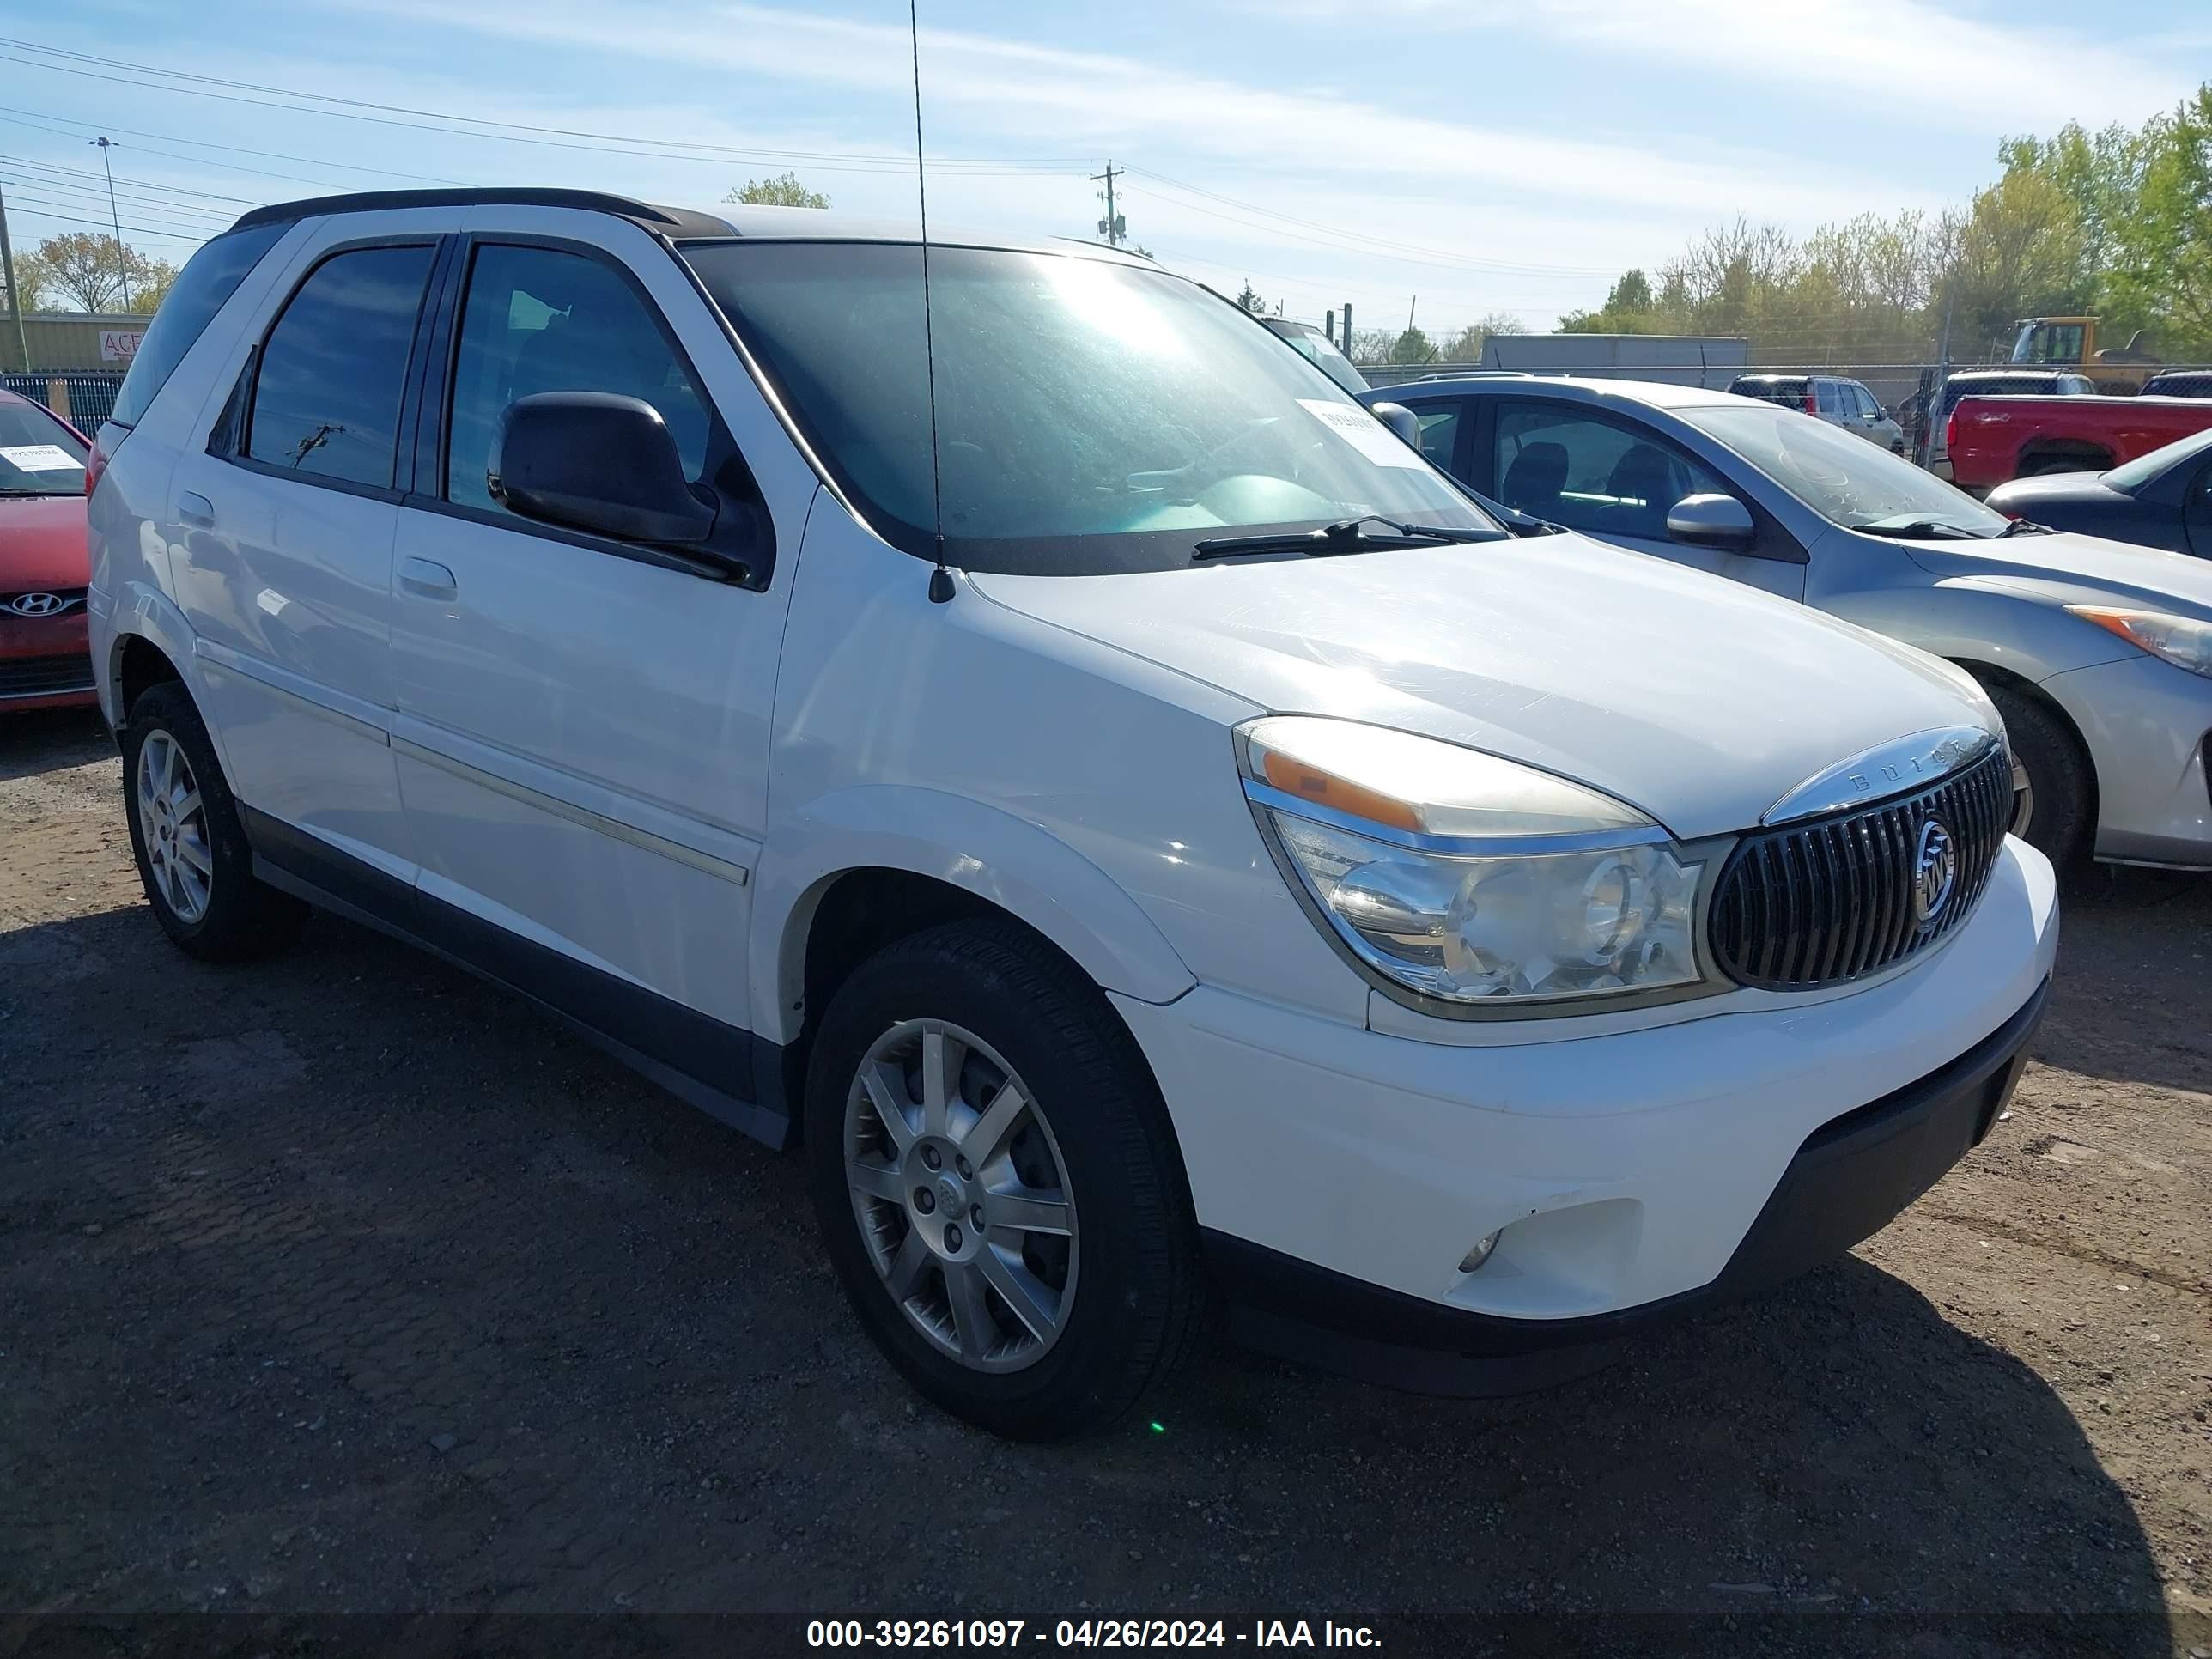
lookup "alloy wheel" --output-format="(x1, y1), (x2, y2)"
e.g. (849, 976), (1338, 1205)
(2010, 754), (2033, 838)
(842, 1018), (1079, 1373)
(137, 729), (214, 925)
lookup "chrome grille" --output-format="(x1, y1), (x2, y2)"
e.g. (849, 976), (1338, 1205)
(1711, 744), (2012, 991)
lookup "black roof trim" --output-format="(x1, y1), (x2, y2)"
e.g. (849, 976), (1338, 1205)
(228, 189), (732, 239)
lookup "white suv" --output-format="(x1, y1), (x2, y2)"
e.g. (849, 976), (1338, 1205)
(88, 190), (2058, 1437)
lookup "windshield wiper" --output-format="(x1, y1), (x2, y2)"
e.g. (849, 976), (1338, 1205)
(1855, 517), (1983, 541)
(1996, 517), (2055, 537)
(1192, 514), (1497, 560)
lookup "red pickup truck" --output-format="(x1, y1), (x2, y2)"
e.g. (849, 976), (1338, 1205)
(1947, 392), (2212, 492)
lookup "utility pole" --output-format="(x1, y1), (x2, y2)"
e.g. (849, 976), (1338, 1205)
(1406, 296), (1417, 333)
(1090, 161), (1125, 248)
(1325, 309), (1334, 345)
(1926, 276), (1957, 468)
(0, 181), (29, 372)
(1340, 301), (1352, 362)
(90, 136), (131, 312)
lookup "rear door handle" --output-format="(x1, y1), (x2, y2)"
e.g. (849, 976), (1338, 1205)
(177, 493), (215, 529)
(399, 557), (458, 601)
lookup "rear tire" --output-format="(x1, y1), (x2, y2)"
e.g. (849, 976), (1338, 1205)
(120, 681), (308, 961)
(804, 919), (1201, 1439)
(1987, 684), (2092, 868)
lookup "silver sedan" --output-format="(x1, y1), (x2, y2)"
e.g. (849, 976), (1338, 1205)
(1364, 376), (2212, 869)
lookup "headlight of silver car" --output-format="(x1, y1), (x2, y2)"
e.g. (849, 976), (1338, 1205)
(2065, 606), (2212, 680)
(1238, 717), (1707, 1012)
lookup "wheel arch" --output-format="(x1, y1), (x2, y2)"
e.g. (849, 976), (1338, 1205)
(2015, 439), (2114, 477)
(1951, 655), (2100, 829)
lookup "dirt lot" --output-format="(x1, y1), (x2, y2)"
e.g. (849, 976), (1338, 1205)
(2, 706), (2207, 1657)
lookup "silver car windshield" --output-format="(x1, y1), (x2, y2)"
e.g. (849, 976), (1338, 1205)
(683, 240), (1480, 574)
(1683, 404), (2008, 538)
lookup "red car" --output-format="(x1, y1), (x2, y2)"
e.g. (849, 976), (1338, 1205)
(0, 388), (94, 713)
(1946, 392), (2212, 493)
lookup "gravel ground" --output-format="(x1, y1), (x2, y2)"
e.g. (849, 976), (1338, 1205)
(2, 706), (2207, 1658)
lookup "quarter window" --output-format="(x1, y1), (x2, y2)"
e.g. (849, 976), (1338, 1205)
(445, 244), (708, 513)
(1492, 404), (1729, 539)
(1401, 403), (1462, 472)
(247, 245), (434, 488)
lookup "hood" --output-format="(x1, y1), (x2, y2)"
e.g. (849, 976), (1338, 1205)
(1899, 528), (2212, 618)
(0, 494), (91, 590)
(969, 533), (1995, 841)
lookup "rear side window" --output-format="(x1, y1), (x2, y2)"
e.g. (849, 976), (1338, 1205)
(246, 245), (435, 489)
(107, 223), (285, 430)
(443, 243), (709, 513)
(1814, 380), (1842, 416)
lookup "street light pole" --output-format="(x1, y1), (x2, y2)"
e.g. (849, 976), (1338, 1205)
(89, 136), (131, 312)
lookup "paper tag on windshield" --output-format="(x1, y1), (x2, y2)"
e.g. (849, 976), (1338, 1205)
(1297, 399), (1425, 468)
(0, 444), (81, 472)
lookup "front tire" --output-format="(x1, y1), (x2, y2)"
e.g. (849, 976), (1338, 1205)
(1988, 684), (2092, 868)
(120, 681), (308, 961)
(805, 919), (1200, 1439)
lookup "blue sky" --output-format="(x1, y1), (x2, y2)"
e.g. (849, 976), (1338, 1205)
(2, 0), (2205, 336)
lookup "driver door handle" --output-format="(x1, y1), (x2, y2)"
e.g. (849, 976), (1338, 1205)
(177, 493), (215, 529)
(399, 557), (458, 601)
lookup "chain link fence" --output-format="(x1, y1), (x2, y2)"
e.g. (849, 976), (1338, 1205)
(3, 372), (125, 434)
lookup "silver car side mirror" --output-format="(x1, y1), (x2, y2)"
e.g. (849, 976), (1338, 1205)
(1667, 493), (1757, 550)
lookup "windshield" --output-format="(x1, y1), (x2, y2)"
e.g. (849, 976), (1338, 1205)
(1267, 321), (1370, 394)
(0, 402), (88, 495)
(1684, 404), (2008, 536)
(682, 241), (1483, 574)
(2106, 426), (2212, 493)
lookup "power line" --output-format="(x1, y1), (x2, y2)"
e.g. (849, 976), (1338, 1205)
(0, 151), (262, 205)
(0, 40), (1085, 178)
(1125, 165), (1614, 278)
(0, 165), (240, 222)
(0, 194), (208, 245)
(0, 103), (468, 187)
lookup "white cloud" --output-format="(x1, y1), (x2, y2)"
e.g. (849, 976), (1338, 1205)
(327, 0), (1924, 229)
(1268, 0), (2192, 131)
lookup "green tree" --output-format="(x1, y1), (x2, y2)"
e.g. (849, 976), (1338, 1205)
(1388, 325), (1434, 365)
(726, 172), (830, 209)
(1234, 278), (1267, 314)
(22, 232), (175, 313)
(1604, 269), (1654, 314)
(2106, 87), (2212, 354)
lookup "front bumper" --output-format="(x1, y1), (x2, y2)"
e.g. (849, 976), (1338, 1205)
(2044, 653), (2212, 867)
(0, 610), (96, 711)
(1112, 836), (2059, 1388)
(1206, 977), (2045, 1393)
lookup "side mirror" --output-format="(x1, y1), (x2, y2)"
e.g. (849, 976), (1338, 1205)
(1667, 492), (1757, 550)
(489, 392), (715, 544)
(1368, 400), (1422, 451)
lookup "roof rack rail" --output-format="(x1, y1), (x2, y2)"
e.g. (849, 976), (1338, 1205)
(228, 188), (733, 239)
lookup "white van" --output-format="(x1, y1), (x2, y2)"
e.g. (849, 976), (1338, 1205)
(88, 191), (2056, 1437)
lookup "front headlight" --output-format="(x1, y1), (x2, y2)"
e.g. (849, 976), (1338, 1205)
(1240, 717), (1706, 1012)
(2066, 606), (2212, 679)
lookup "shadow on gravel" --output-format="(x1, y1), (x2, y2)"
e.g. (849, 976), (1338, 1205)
(2037, 863), (2212, 1095)
(0, 893), (2176, 1654)
(0, 705), (111, 781)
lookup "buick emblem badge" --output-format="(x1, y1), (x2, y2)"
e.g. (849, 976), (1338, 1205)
(1912, 819), (1958, 927)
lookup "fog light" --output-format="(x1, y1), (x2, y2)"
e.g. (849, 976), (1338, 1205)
(1458, 1231), (1501, 1273)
